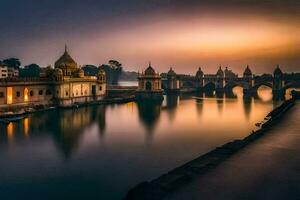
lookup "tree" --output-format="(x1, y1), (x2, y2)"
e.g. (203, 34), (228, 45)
(45, 65), (55, 78)
(3, 58), (21, 69)
(19, 63), (41, 77)
(108, 60), (122, 69)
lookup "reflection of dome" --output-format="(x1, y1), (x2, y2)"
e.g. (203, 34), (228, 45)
(216, 66), (224, 77)
(54, 46), (78, 71)
(243, 65), (252, 76)
(144, 64), (156, 76)
(167, 67), (176, 76)
(274, 66), (283, 75)
(196, 67), (204, 77)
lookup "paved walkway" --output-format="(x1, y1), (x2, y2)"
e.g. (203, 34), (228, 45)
(166, 102), (300, 200)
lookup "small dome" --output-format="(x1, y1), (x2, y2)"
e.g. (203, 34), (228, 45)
(144, 65), (156, 76)
(77, 68), (84, 78)
(216, 66), (224, 77)
(274, 65), (283, 75)
(98, 69), (105, 75)
(243, 65), (252, 76)
(196, 67), (204, 77)
(167, 67), (176, 76)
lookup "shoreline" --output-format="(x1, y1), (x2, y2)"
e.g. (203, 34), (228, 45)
(124, 98), (296, 200)
(0, 95), (135, 119)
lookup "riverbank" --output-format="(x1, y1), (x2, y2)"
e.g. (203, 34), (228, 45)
(0, 95), (135, 118)
(124, 98), (296, 200)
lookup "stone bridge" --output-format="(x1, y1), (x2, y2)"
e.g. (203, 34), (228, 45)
(162, 66), (300, 98)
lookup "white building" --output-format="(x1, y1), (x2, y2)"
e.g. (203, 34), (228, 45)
(0, 64), (8, 79)
(7, 67), (19, 77)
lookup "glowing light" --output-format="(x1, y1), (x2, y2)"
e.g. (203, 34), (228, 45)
(24, 88), (29, 102)
(24, 118), (29, 137)
(7, 123), (13, 142)
(6, 87), (13, 105)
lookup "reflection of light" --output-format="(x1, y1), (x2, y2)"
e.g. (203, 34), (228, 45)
(6, 87), (13, 104)
(285, 88), (300, 99)
(7, 123), (13, 141)
(232, 86), (243, 98)
(24, 118), (29, 137)
(257, 86), (272, 102)
(24, 88), (29, 102)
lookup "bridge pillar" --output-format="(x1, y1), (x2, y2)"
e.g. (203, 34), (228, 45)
(272, 66), (284, 98)
(215, 66), (224, 93)
(166, 68), (180, 93)
(195, 67), (204, 91)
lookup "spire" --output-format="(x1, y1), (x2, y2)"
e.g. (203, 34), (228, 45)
(149, 61), (151, 67)
(64, 44), (68, 53)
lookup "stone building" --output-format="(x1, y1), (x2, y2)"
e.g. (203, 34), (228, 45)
(136, 63), (163, 102)
(0, 47), (106, 109)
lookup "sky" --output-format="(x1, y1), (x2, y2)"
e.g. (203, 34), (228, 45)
(0, 0), (300, 75)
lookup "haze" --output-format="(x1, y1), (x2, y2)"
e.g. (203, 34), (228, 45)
(0, 0), (300, 74)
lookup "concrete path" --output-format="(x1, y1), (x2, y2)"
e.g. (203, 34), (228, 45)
(166, 102), (300, 200)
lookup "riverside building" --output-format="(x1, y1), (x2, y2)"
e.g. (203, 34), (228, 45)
(0, 47), (106, 109)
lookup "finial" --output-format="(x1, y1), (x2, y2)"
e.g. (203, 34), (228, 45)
(149, 61), (151, 67)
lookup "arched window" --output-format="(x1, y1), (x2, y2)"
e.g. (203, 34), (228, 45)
(30, 90), (34, 97)
(24, 88), (29, 102)
(145, 81), (152, 90)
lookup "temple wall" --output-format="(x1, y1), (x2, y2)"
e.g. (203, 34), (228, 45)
(0, 79), (106, 109)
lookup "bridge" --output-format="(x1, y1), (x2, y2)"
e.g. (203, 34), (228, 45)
(161, 66), (300, 98)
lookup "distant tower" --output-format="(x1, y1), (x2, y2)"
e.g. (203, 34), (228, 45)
(136, 63), (163, 102)
(243, 65), (253, 88)
(216, 66), (224, 92)
(273, 65), (284, 96)
(195, 67), (204, 89)
(166, 67), (179, 92)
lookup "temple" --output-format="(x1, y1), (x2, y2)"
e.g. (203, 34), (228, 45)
(136, 63), (163, 102)
(0, 46), (106, 109)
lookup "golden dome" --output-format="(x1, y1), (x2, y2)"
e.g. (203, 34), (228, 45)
(54, 45), (78, 71)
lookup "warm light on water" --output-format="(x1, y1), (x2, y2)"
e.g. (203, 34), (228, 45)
(0, 88), (283, 199)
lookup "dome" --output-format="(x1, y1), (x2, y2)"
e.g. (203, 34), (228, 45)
(243, 65), (252, 76)
(98, 69), (105, 75)
(144, 64), (156, 76)
(216, 66), (224, 77)
(54, 46), (78, 70)
(196, 67), (204, 77)
(167, 67), (176, 76)
(77, 68), (84, 78)
(274, 66), (283, 75)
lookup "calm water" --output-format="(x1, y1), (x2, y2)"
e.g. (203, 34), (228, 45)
(0, 87), (287, 199)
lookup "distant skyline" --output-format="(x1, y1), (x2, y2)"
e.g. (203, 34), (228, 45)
(0, 0), (300, 75)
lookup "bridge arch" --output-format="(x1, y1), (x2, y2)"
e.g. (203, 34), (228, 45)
(283, 81), (300, 91)
(224, 81), (248, 92)
(252, 82), (273, 91)
(182, 80), (196, 88)
(204, 82), (216, 91)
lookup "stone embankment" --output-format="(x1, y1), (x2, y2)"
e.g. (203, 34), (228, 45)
(0, 95), (135, 118)
(124, 98), (296, 200)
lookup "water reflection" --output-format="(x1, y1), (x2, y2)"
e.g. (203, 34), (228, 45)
(0, 87), (292, 199)
(164, 94), (179, 121)
(137, 101), (162, 137)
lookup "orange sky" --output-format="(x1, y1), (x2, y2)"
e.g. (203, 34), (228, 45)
(1, 0), (300, 75)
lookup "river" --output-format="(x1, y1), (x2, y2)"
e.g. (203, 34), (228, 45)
(0, 86), (291, 199)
